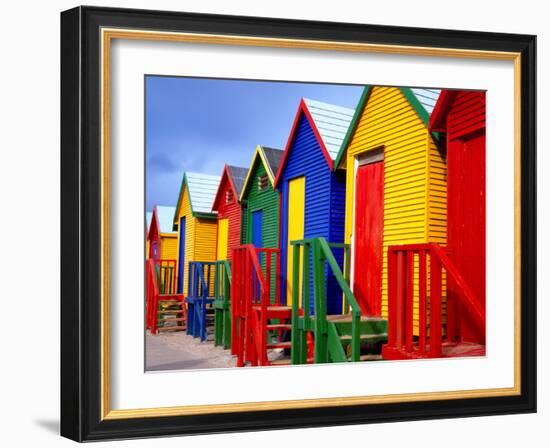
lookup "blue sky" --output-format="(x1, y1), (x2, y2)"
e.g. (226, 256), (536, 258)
(145, 76), (364, 212)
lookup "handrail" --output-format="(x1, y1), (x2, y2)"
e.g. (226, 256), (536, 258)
(231, 244), (281, 366)
(153, 259), (177, 294)
(146, 258), (180, 334)
(431, 245), (485, 336)
(290, 237), (362, 362)
(385, 243), (485, 359)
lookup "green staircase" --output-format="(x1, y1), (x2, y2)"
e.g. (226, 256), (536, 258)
(290, 237), (388, 364)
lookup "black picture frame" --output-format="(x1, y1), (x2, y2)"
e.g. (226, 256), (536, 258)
(60, 5), (536, 442)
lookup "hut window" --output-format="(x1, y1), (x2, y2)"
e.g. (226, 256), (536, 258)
(257, 174), (268, 191)
(225, 190), (234, 203)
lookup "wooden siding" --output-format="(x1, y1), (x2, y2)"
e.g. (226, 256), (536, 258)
(160, 234), (178, 261)
(243, 159), (280, 249)
(242, 158), (280, 300)
(175, 186), (217, 295)
(176, 187), (195, 295)
(279, 114), (345, 314)
(445, 91), (486, 140)
(216, 179), (243, 260)
(344, 87), (446, 332)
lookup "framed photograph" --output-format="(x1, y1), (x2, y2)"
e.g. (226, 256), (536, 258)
(60, 5), (536, 441)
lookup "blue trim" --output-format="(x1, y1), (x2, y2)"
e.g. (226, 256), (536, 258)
(177, 216), (186, 294)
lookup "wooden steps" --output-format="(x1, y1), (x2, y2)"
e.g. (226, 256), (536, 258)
(382, 341), (486, 360)
(156, 297), (186, 333)
(267, 341), (291, 349)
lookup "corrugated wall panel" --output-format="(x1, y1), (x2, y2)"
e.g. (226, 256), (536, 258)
(344, 87), (446, 333)
(447, 91), (486, 139)
(160, 234), (178, 260)
(242, 159), (280, 300)
(216, 181), (243, 261)
(176, 188), (195, 295)
(279, 114), (345, 314)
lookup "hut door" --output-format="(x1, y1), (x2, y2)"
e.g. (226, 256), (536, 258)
(353, 157), (384, 316)
(177, 217), (186, 294)
(216, 218), (229, 260)
(286, 177), (305, 306)
(251, 210), (263, 248)
(448, 131), (486, 343)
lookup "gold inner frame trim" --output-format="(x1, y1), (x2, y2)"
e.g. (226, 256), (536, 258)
(100, 27), (522, 420)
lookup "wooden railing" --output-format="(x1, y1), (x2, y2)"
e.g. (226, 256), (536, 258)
(187, 261), (216, 341)
(145, 258), (178, 334)
(156, 259), (177, 294)
(385, 243), (485, 358)
(146, 259), (160, 333)
(290, 238), (362, 363)
(213, 260), (232, 348)
(231, 245), (280, 366)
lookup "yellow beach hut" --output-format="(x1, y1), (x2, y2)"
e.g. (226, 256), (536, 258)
(173, 172), (221, 295)
(334, 86), (444, 332)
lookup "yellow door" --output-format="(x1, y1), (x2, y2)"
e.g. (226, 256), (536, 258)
(216, 218), (229, 260)
(286, 177), (305, 305)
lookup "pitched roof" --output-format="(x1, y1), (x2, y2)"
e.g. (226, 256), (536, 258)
(334, 86), (442, 169)
(146, 211), (153, 231)
(173, 171), (220, 228)
(302, 98), (355, 159)
(273, 98), (355, 187)
(155, 206), (177, 234)
(260, 147), (284, 179)
(227, 165), (248, 197)
(429, 89), (458, 131)
(212, 164), (249, 211)
(239, 145), (284, 201)
(410, 88), (441, 116)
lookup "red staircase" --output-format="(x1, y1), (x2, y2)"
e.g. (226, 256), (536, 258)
(382, 243), (485, 360)
(146, 259), (186, 334)
(231, 245), (292, 367)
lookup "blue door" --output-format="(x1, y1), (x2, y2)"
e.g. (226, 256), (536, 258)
(177, 217), (186, 294)
(251, 210), (263, 248)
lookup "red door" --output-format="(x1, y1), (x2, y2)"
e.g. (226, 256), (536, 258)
(353, 161), (384, 316)
(448, 131), (486, 343)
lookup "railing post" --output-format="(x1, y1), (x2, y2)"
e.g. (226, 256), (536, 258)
(312, 239), (328, 363)
(387, 248), (396, 347)
(395, 251), (405, 349)
(344, 244), (351, 314)
(405, 251), (414, 353)
(418, 250), (427, 355)
(291, 243), (301, 364)
(430, 251), (443, 357)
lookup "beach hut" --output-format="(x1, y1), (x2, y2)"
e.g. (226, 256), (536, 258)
(173, 172), (220, 295)
(429, 89), (486, 346)
(147, 206), (178, 261)
(145, 211), (152, 259)
(334, 86), (444, 328)
(212, 164), (248, 260)
(239, 145), (283, 251)
(274, 98), (354, 314)
(232, 145), (283, 364)
(211, 164), (248, 347)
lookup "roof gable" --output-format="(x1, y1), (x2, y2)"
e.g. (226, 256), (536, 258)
(155, 206), (177, 234)
(173, 171), (220, 228)
(239, 145), (283, 201)
(428, 89), (458, 131)
(274, 98), (354, 187)
(212, 164), (248, 211)
(335, 86), (442, 169)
